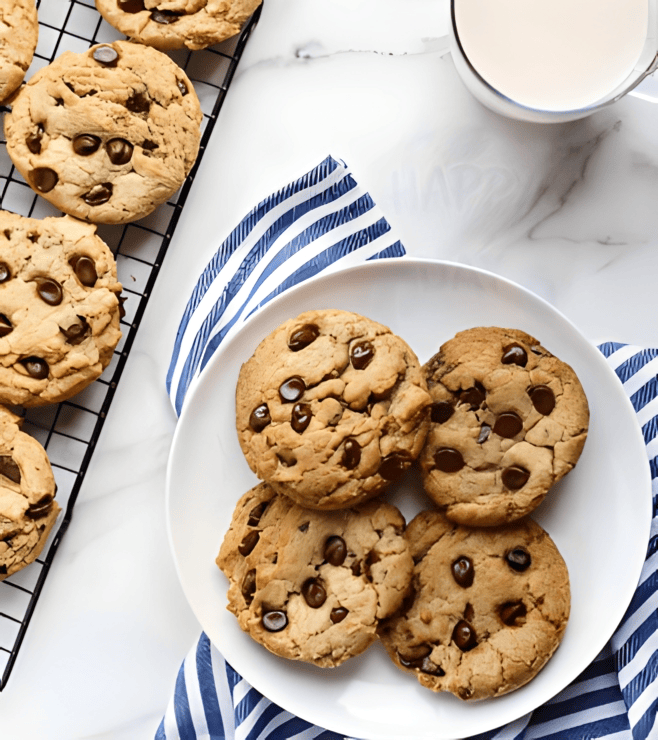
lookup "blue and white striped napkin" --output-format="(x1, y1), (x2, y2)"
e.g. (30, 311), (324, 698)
(159, 156), (658, 740)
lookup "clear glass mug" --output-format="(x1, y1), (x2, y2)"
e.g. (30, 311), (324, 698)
(448, 0), (658, 123)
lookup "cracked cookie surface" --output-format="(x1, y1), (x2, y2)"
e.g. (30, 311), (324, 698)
(0, 405), (61, 581)
(4, 40), (202, 224)
(235, 309), (432, 510)
(216, 482), (414, 667)
(419, 327), (589, 526)
(0, 211), (123, 406)
(0, 0), (38, 104)
(95, 0), (262, 51)
(378, 509), (570, 700)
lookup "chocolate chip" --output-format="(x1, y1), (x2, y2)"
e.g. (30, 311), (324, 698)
(118, 0), (145, 11)
(324, 535), (347, 565)
(451, 556), (474, 588)
(291, 402), (312, 433)
(151, 9), (181, 23)
(262, 609), (287, 632)
(60, 317), (90, 345)
(125, 91), (150, 114)
(241, 569), (256, 603)
(34, 277), (63, 306)
(350, 340), (374, 370)
(20, 357), (48, 379)
(378, 451), (412, 481)
(249, 404), (271, 432)
(529, 385), (555, 415)
(26, 124), (44, 154)
(477, 423), (491, 444)
(506, 547), (531, 572)
(0, 314), (12, 338)
(26, 496), (53, 519)
(279, 376), (305, 402)
(238, 530), (260, 556)
(452, 620), (477, 651)
(430, 401), (454, 423)
(502, 465), (530, 490)
(0, 263), (10, 282)
(141, 139), (158, 151)
(92, 45), (119, 66)
(350, 559), (362, 576)
(72, 134), (101, 156)
(341, 438), (361, 469)
(330, 607), (348, 623)
(493, 411), (523, 438)
(433, 447), (464, 473)
(247, 501), (268, 527)
(32, 167), (58, 193)
(288, 323), (319, 351)
(501, 343), (528, 367)
(106, 138), (133, 165)
(499, 600), (527, 626)
(0, 455), (20, 483)
(177, 79), (188, 96)
(459, 382), (486, 409)
(69, 255), (97, 287)
(82, 183), (113, 206)
(0, 564), (7, 575)
(302, 578), (327, 608)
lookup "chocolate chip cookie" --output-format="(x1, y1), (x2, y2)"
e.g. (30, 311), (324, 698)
(0, 0), (38, 104)
(216, 482), (414, 667)
(235, 309), (432, 510)
(0, 405), (61, 581)
(378, 510), (570, 700)
(0, 211), (123, 406)
(419, 327), (589, 526)
(4, 40), (202, 224)
(95, 0), (262, 51)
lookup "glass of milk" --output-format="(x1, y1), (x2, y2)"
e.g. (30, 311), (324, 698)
(450, 0), (658, 123)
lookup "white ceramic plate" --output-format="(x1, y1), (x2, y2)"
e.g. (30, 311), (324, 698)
(166, 258), (652, 740)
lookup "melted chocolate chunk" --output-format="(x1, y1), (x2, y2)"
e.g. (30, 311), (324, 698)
(502, 465), (530, 490)
(151, 9), (181, 23)
(529, 385), (555, 415)
(92, 45), (119, 66)
(141, 139), (158, 151)
(26, 496), (53, 519)
(378, 451), (412, 481)
(279, 376), (305, 403)
(125, 91), (150, 114)
(118, 0), (145, 11)
(82, 183), (113, 206)
(459, 381), (486, 408)
(32, 168), (58, 193)
(0, 314), (12, 338)
(430, 401), (454, 424)
(0, 263), (10, 283)
(69, 255), (98, 286)
(341, 438), (361, 469)
(330, 607), (348, 623)
(26, 124), (44, 154)
(324, 535), (347, 566)
(241, 569), (256, 603)
(0, 565), (7, 575)
(499, 600), (527, 626)
(452, 620), (477, 651)
(238, 530), (260, 556)
(501, 343), (528, 367)
(106, 138), (133, 165)
(249, 404), (271, 432)
(72, 134), (101, 156)
(493, 411), (523, 438)
(506, 547), (532, 572)
(60, 317), (90, 345)
(451, 556), (474, 588)
(20, 357), (48, 379)
(0, 455), (20, 483)
(433, 447), (464, 473)
(35, 277), (63, 306)
(350, 340), (374, 370)
(477, 423), (491, 444)
(291, 402), (312, 433)
(247, 501), (268, 527)
(302, 578), (327, 608)
(262, 609), (287, 632)
(288, 323), (319, 351)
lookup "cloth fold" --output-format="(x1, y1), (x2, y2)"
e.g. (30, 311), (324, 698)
(160, 157), (658, 740)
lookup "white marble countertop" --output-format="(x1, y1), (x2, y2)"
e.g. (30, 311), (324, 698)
(3, 0), (658, 737)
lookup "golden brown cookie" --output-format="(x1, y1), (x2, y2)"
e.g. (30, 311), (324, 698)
(0, 0), (38, 104)
(419, 327), (589, 526)
(0, 211), (123, 406)
(4, 40), (202, 224)
(0, 405), (61, 581)
(235, 309), (432, 510)
(216, 483), (414, 667)
(378, 510), (570, 700)
(95, 0), (262, 51)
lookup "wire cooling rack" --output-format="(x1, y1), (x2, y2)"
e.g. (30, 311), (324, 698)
(0, 0), (262, 690)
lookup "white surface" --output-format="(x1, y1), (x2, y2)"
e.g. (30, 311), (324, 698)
(2, 1), (658, 738)
(167, 259), (651, 740)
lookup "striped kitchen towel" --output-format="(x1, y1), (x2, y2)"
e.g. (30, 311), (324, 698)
(160, 157), (658, 739)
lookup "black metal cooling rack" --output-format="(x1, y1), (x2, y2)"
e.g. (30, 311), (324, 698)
(0, 0), (262, 690)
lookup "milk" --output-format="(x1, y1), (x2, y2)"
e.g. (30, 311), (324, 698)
(453, 0), (649, 111)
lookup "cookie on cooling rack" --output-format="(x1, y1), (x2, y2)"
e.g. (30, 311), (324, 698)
(216, 482), (414, 667)
(0, 211), (123, 407)
(235, 309), (432, 510)
(419, 327), (589, 526)
(4, 40), (202, 224)
(0, 0), (38, 104)
(95, 0), (262, 51)
(0, 405), (61, 581)
(378, 510), (570, 700)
